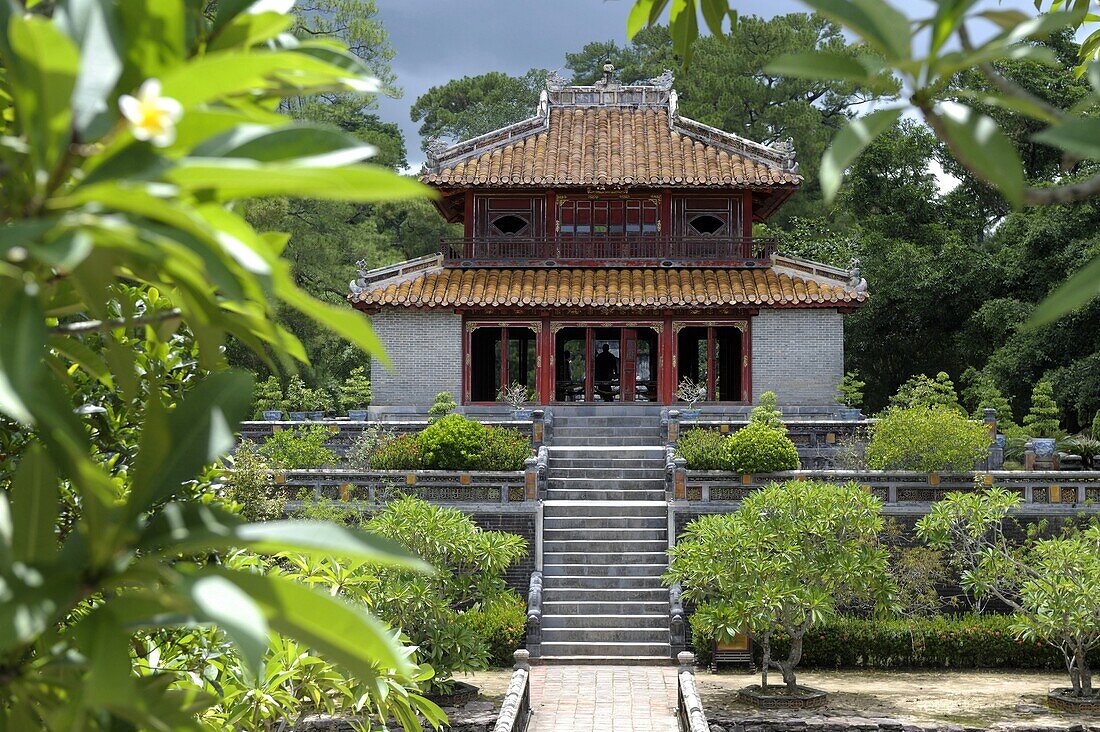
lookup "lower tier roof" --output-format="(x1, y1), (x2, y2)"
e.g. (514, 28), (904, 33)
(349, 260), (867, 311)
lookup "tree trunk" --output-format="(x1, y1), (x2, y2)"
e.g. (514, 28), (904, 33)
(1075, 642), (1092, 696)
(780, 633), (804, 694)
(760, 634), (771, 690)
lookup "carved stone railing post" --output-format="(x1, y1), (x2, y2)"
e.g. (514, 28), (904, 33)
(536, 445), (549, 499)
(670, 583), (686, 658)
(531, 409), (546, 448)
(667, 408), (681, 445)
(984, 408), (1004, 470)
(543, 407), (554, 445)
(666, 454), (687, 501)
(526, 571), (543, 658)
(524, 455), (538, 502)
(493, 651), (531, 732)
(677, 652), (709, 732)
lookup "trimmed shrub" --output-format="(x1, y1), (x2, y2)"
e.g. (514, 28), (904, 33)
(724, 422), (799, 473)
(889, 372), (964, 413)
(866, 406), (991, 472)
(418, 414), (489, 470)
(427, 391), (458, 423)
(479, 427), (532, 471)
(337, 366), (371, 413)
(346, 425), (387, 469)
(464, 592), (527, 667)
(750, 390), (784, 430)
(691, 613), (1063, 670)
(369, 432), (423, 470)
(1024, 379), (1062, 438)
(252, 375), (284, 418)
(677, 428), (734, 470)
(259, 425), (337, 469)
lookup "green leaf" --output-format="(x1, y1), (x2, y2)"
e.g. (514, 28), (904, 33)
(55, 0), (125, 138)
(0, 494), (13, 567)
(276, 276), (390, 367)
(167, 160), (429, 201)
(700, 0), (728, 36)
(1027, 253), (1100, 327)
(668, 0), (700, 66)
(117, 0), (186, 86)
(0, 286), (47, 425)
(766, 51), (878, 85)
(1033, 117), (1100, 159)
(9, 444), (58, 564)
(802, 0), (911, 61)
(978, 9), (1031, 30)
(128, 371), (253, 514)
(952, 88), (1061, 125)
(208, 10), (293, 52)
(190, 124), (377, 165)
(935, 101), (1025, 208)
(78, 607), (134, 706)
(4, 14), (80, 179)
(627, 0), (667, 39)
(930, 0), (981, 57)
(184, 574), (268, 676)
(211, 567), (414, 677)
(820, 107), (903, 204)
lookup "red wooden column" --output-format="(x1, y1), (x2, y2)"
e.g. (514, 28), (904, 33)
(539, 315), (552, 405)
(742, 317), (753, 403)
(659, 312), (675, 404)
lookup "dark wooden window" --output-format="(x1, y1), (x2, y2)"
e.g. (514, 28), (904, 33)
(673, 196), (741, 237)
(474, 196), (545, 237)
(557, 198), (659, 235)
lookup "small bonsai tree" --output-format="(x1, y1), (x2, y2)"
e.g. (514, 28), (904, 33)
(497, 382), (534, 411)
(750, 390), (784, 431)
(676, 377), (707, 410)
(866, 406), (991, 472)
(835, 371), (865, 409)
(669, 481), (889, 694)
(918, 488), (1100, 699)
(1023, 379), (1062, 438)
(427, 391), (458, 423)
(252, 375), (285, 418)
(283, 374), (333, 414)
(338, 366), (372, 413)
(889, 372), (964, 413)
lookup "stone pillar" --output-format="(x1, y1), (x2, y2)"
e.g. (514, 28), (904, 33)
(984, 408), (1004, 470)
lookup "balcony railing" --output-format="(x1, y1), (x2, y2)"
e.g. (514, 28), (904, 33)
(440, 235), (778, 268)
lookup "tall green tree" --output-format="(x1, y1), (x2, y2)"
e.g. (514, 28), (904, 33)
(410, 70), (547, 149)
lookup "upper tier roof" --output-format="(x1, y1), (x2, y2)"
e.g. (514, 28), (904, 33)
(420, 70), (803, 190)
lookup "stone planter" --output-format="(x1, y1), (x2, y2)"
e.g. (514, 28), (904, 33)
(737, 684), (828, 710)
(1031, 437), (1057, 459)
(1047, 688), (1100, 713)
(347, 409), (369, 421)
(288, 411), (307, 420)
(837, 407), (862, 420)
(680, 408), (701, 421)
(427, 680), (480, 707)
(513, 408), (534, 420)
(305, 410), (326, 420)
(261, 409), (283, 421)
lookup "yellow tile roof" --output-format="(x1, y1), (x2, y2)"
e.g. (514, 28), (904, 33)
(422, 107), (801, 188)
(351, 267), (865, 310)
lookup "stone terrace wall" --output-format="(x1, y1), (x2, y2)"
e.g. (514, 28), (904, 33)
(751, 309), (844, 406)
(369, 309), (462, 406)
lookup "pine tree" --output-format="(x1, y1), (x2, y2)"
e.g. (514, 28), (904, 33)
(1023, 380), (1062, 438)
(890, 372), (963, 413)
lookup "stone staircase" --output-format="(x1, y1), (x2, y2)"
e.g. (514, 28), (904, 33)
(538, 413), (671, 664)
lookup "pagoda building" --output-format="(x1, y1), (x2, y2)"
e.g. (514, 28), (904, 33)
(350, 67), (868, 412)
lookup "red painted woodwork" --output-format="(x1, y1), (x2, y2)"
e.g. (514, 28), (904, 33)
(621, 329), (637, 402)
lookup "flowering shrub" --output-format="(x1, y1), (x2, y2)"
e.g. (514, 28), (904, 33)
(370, 433), (424, 471)
(478, 427), (533, 471)
(419, 414), (489, 470)
(676, 428), (735, 470)
(866, 406), (991, 472)
(724, 422), (800, 473)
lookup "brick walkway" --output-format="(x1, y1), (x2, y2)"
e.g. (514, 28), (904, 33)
(528, 665), (679, 731)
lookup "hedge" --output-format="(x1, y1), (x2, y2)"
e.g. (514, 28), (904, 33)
(691, 613), (1063, 670)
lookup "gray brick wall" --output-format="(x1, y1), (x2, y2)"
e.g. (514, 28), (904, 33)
(370, 310), (462, 406)
(751, 309), (843, 406)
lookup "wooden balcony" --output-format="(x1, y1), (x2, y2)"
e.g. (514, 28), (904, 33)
(441, 235), (778, 268)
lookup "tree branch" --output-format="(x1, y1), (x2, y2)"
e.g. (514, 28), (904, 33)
(52, 308), (183, 335)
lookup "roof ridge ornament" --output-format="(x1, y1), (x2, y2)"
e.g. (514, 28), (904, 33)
(774, 136), (797, 171)
(648, 69), (674, 90)
(545, 70), (568, 91)
(425, 136), (448, 166)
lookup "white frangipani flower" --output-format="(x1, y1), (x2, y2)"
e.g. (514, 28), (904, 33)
(248, 0), (296, 13)
(343, 76), (382, 93)
(119, 79), (183, 148)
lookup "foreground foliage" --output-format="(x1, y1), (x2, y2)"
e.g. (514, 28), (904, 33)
(668, 481), (889, 693)
(918, 488), (1100, 697)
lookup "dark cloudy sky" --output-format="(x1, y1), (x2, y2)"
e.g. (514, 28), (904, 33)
(374, 0), (804, 168)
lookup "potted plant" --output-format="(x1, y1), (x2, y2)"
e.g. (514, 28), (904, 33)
(498, 382), (535, 420)
(676, 377), (706, 421)
(1023, 380), (1061, 460)
(338, 366), (372, 420)
(285, 375), (332, 421)
(253, 376), (285, 421)
(834, 371), (865, 420)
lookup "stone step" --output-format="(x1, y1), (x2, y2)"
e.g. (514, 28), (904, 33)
(545, 515), (665, 529)
(536, 655), (672, 666)
(545, 489), (667, 501)
(540, 641), (671, 657)
(542, 563), (667, 577)
(543, 501), (667, 518)
(552, 428), (664, 440)
(542, 587), (669, 602)
(553, 414), (663, 425)
(542, 600), (670, 615)
(547, 446), (666, 459)
(543, 551), (669, 565)
(542, 614), (669, 629)
(542, 627), (669, 643)
(543, 539), (668, 553)
(542, 574), (666, 590)
(548, 466), (667, 479)
(553, 437), (665, 447)
(547, 476), (665, 487)
(544, 528), (666, 543)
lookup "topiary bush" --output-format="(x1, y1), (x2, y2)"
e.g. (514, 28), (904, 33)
(427, 391), (458, 423)
(866, 406), (991, 472)
(479, 427), (532, 471)
(337, 366), (372, 413)
(676, 428), (735, 470)
(369, 432), (423, 470)
(724, 422), (799, 473)
(419, 414), (489, 470)
(464, 592), (527, 667)
(1024, 379), (1062, 438)
(259, 425), (338, 469)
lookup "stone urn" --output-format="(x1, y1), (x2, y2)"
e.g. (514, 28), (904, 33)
(1031, 438), (1057, 459)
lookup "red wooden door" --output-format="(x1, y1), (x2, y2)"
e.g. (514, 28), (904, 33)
(621, 329), (637, 402)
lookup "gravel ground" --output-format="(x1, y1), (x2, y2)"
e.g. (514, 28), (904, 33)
(696, 668), (1093, 728)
